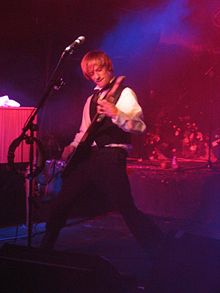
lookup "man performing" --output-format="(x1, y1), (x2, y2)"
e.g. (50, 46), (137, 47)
(41, 50), (163, 254)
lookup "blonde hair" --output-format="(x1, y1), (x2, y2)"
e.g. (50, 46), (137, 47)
(81, 50), (113, 80)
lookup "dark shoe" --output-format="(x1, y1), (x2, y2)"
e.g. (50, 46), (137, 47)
(40, 231), (59, 250)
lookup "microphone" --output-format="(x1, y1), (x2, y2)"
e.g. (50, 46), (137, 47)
(64, 36), (85, 53)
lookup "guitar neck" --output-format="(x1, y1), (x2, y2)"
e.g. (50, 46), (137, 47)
(80, 76), (126, 144)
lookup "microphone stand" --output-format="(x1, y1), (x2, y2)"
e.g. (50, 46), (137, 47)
(204, 64), (216, 170)
(8, 48), (77, 248)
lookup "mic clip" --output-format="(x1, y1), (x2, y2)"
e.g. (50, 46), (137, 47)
(53, 78), (65, 91)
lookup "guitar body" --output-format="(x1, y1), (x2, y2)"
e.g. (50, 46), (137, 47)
(62, 76), (125, 177)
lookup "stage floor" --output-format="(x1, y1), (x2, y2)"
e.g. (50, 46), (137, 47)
(1, 158), (220, 291)
(1, 212), (220, 292)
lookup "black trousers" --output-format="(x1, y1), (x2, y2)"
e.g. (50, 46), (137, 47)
(43, 147), (162, 251)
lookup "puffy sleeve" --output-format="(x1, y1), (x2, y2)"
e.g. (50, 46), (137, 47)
(112, 87), (146, 133)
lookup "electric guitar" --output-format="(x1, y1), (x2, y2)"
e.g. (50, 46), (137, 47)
(62, 75), (125, 177)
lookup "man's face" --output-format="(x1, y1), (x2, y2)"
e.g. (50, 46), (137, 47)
(87, 62), (113, 88)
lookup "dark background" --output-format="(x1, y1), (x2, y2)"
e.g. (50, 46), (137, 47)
(1, 0), (220, 159)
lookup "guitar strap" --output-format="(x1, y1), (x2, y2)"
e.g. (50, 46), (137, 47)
(90, 90), (100, 120)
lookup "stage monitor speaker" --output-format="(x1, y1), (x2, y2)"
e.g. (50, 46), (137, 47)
(0, 244), (135, 293)
(0, 168), (26, 226)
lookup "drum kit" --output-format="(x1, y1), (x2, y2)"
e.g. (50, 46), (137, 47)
(35, 118), (220, 200)
(144, 115), (220, 162)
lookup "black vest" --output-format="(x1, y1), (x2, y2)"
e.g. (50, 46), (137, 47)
(89, 84), (131, 148)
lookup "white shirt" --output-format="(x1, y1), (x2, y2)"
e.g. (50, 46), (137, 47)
(70, 87), (146, 148)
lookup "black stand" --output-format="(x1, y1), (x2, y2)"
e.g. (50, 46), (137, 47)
(178, 63), (219, 172)
(203, 64), (217, 170)
(7, 45), (80, 247)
